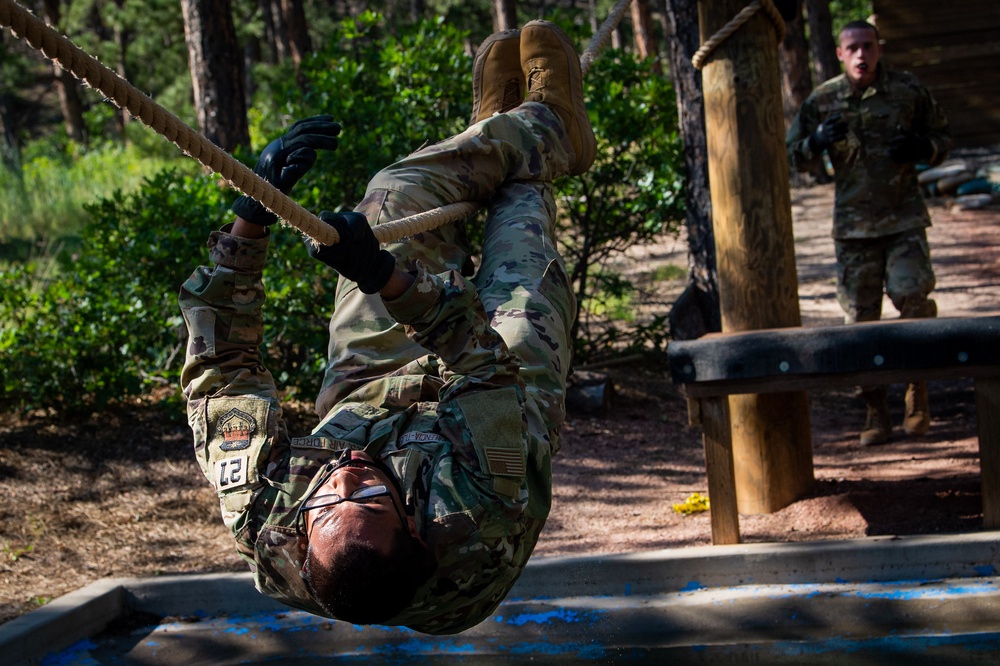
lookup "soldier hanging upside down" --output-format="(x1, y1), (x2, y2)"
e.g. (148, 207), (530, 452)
(178, 21), (594, 634)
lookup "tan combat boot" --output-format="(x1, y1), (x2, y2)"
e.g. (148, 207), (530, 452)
(859, 387), (892, 446)
(471, 30), (524, 125)
(903, 381), (931, 436)
(520, 20), (596, 175)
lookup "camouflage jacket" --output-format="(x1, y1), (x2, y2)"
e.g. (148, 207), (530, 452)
(787, 65), (952, 240)
(179, 228), (550, 634)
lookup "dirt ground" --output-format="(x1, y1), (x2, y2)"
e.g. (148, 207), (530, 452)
(2, 172), (999, 626)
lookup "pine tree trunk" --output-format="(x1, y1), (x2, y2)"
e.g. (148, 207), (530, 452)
(281, 0), (311, 67)
(267, 0), (292, 63)
(181, 0), (250, 153)
(493, 0), (517, 32)
(631, 0), (661, 72)
(805, 0), (840, 83)
(112, 0), (130, 141)
(779, 1), (812, 130)
(41, 0), (87, 145)
(662, 0), (720, 340)
(411, 0), (426, 22)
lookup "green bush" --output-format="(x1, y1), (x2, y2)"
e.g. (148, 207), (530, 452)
(0, 142), (183, 242)
(555, 53), (685, 362)
(0, 15), (689, 413)
(251, 12), (473, 212)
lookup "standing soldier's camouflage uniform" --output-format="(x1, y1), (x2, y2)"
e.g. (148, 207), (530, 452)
(787, 21), (952, 445)
(179, 99), (577, 633)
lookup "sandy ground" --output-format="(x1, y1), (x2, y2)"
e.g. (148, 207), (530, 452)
(535, 178), (1000, 556)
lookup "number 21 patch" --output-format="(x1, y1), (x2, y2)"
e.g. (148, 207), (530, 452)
(214, 454), (251, 490)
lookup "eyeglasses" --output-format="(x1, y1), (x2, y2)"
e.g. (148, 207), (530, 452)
(295, 450), (409, 537)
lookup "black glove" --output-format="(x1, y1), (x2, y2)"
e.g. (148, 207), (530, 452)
(808, 112), (848, 153)
(309, 211), (396, 295)
(232, 115), (342, 226)
(888, 128), (933, 164)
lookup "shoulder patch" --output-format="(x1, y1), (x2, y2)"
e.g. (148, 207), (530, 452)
(218, 407), (257, 451)
(206, 397), (271, 494)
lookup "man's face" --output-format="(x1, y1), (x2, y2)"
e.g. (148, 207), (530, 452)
(836, 27), (882, 90)
(304, 451), (418, 560)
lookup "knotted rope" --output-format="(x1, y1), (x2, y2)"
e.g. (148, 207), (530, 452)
(0, 0), (632, 244)
(691, 0), (786, 70)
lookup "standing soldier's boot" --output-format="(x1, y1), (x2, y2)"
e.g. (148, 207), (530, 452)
(471, 30), (524, 125)
(903, 381), (931, 436)
(859, 386), (892, 446)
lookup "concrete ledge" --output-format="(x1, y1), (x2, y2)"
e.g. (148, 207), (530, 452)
(512, 530), (1000, 599)
(4, 532), (1000, 664)
(0, 578), (127, 665)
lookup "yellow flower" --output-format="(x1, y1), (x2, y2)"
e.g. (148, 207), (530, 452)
(672, 492), (710, 515)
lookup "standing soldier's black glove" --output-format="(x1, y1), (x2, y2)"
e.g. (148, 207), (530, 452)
(808, 112), (848, 153)
(232, 115), (342, 227)
(888, 128), (933, 164)
(309, 211), (396, 295)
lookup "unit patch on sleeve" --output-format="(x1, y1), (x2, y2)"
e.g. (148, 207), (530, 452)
(218, 407), (257, 451)
(205, 396), (272, 495)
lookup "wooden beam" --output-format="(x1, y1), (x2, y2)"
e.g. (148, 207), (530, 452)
(975, 377), (1000, 529)
(699, 396), (741, 545)
(697, 0), (814, 514)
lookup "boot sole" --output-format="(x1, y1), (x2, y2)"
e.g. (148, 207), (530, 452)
(522, 20), (596, 175)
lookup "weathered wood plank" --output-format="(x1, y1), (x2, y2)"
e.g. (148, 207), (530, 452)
(699, 397), (741, 545)
(975, 377), (1000, 529)
(669, 316), (1000, 387)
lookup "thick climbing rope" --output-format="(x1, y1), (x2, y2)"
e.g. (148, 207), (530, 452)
(0, 0), (631, 245)
(691, 0), (786, 70)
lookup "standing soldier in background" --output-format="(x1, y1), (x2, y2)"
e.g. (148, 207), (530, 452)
(787, 19), (952, 446)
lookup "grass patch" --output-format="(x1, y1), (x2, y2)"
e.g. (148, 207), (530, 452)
(0, 143), (186, 241)
(648, 263), (686, 281)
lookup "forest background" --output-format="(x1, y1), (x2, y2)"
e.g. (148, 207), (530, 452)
(0, 0), (870, 416)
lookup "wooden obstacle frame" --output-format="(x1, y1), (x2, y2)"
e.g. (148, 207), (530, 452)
(668, 315), (1000, 545)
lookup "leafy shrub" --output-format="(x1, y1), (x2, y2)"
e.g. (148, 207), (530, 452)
(0, 15), (688, 413)
(251, 12), (473, 212)
(0, 142), (183, 241)
(555, 52), (685, 362)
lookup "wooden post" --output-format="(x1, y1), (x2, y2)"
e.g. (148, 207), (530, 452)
(975, 376), (1000, 529)
(697, 0), (814, 513)
(699, 396), (741, 544)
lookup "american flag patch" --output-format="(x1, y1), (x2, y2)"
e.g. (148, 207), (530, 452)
(484, 447), (525, 477)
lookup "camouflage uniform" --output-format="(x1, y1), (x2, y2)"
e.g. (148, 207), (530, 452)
(787, 64), (951, 324)
(179, 102), (577, 635)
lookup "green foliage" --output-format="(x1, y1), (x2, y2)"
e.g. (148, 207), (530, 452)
(555, 52), (685, 362)
(0, 166), (345, 414)
(0, 170), (220, 413)
(0, 142), (183, 242)
(251, 13), (473, 211)
(0, 14), (690, 412)
(65, 0), (192, 125)
(829, 1), (875, 32)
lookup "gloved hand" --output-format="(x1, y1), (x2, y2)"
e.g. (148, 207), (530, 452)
(309, 211), (396, 295)
(808, 112), (848, 153)
(232, 115), (341, 226)
(888, 128), (933, 163)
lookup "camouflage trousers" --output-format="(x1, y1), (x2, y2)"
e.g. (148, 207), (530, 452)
(314, 102), (577, 442)
(834, 228), (937, 324)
